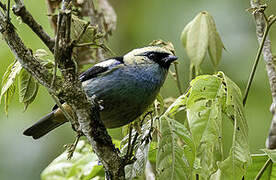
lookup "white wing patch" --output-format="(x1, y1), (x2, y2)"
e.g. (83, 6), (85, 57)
(96, 59), (120, 68)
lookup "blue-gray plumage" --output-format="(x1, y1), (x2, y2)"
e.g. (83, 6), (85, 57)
(23, 46), (177, 139)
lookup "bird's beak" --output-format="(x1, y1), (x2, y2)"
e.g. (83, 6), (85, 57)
(164, 55), (178, 64)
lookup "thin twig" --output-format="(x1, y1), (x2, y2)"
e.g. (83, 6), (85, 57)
(12, 0), (55, 51)
(66, 133), (82, 160)
(243, 20), (270, 105)
(73, 42), (113, 55)
(249, 0), (276, 150)
(74, 42), (105, 48)
(126, 124), (133, 157)
(254, 158), (272, 180)
(52, 13), (63, 88)
(50, 93), (79, 130)
(129, 112), (152, 159)
(76, 22), (90, 43)
(6, 0), (10, 18)
(173, 62), (183, 95)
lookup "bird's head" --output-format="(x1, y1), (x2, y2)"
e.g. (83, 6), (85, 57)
(123, 46), (178, 69)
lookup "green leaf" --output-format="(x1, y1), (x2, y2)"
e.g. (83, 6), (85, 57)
(34, 49), (50, 59)
(18, 69), (39, 111)
(0, 61), (22, 115)
(215, 72), (251, 180)
(71, 15), (101, 44)
(206, 12), (224, 70)
(183, 72), (250, 179)
(186, 11), (209, 69)
(41, 140), (104, 180)
(156, 93), (165, 115)
(185, 75), (225, 178)
(156, 115), (195, 180)
(180, 19), (194, 49)
(148, 142), (157, 164)
(245, 154), (272, 180)
(34, 49), (55, 69)
(262, 149), (276, 163)
(121, 121), (152, 179)
(4, 83), (15, 115)
(164, 93), (187, 117)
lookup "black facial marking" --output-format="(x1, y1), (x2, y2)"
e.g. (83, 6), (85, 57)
(113, 56), (124, 64)
(139, 51), (173, 69)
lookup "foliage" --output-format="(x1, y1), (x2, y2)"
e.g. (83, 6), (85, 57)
(41, 140), (105, 180)
(0, 49), (53, 114)
(0, 61), (21, 115)
(41, 71), (253, 180)
(180, 11), (224, 78)
(1, 1), (276, 179)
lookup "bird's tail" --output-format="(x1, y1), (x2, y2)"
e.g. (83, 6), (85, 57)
(23, 112), (66, 139)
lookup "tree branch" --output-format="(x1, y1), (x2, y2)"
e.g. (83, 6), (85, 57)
(12, 0), (55, 52)
(249, 0), (276, 149)
(0, 11), (58, 91)
(0, 1), (6, 12)
(1, 0), (126, 178)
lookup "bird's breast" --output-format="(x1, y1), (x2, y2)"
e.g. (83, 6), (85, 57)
(82, 65), (167, 128)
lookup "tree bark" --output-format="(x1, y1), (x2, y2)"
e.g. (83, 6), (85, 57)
(249, 0), (276, 149)
(0, 0), (126, 178)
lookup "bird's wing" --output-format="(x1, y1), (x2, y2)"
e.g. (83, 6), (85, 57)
(52, 57), (124, 111)
(79, 57), (124, 82)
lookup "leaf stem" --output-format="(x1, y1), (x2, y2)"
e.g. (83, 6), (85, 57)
(6, 0), (10, 21)
(126, 124), (133, 158)
(173, 62), (183, 95)
(243, 17), (273, 106)
(254, 158), (272, 180)
(50, 93), (79, 131)
(51, 13), (63, 88)
(66, 133), (82, 160)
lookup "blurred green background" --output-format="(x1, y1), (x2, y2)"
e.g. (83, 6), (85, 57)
(0, 0), (275, 179)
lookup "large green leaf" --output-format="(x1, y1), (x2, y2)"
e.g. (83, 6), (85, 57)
(179, 72), (250, 179)
(245, 154), (272, 180)
(180, 19), (194, 49)
(206, 12), (224, 70)
(0, 61), (22, 115)
(185, 75), (225, 178)
(18, 69), (39, 111)
(156, 115), (195, 180)
(216, 73), (251, 180)
(181, 11), (224, 75)
(41, 140), (104, 180)
(186, 12), (209, 68)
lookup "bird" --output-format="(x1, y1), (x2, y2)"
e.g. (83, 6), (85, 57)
(23, 46), (178, 139)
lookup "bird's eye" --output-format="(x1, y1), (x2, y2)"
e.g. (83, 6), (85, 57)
(147, 53), (156, 59)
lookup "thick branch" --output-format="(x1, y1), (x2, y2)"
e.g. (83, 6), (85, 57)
(0, 12), (58, 91)
(249, 1), (276, 149)
(12, 0), (55, 52)
(1, 1), (125, 178)
(51, 0), (126, 178)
